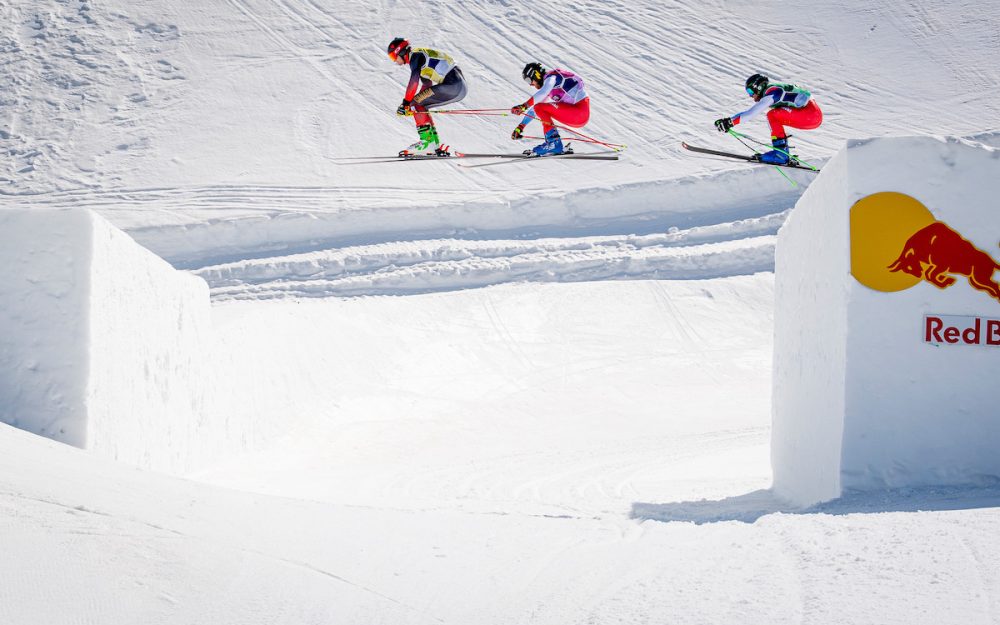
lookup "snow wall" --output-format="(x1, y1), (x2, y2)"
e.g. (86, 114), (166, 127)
(772, 135), (1000, 507)
(0, 209), (213, 472)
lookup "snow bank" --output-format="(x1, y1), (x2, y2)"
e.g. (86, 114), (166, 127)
(772, 135), (1000, 506)
(118, 167), (805, 269)
(0, 209), (212, 472)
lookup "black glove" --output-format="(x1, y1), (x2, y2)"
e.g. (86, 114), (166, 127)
(511, 102), (529, 115)
(397, 100), (411, 116)
(714, 117), (734, 132)
(511, 124), (526, 140)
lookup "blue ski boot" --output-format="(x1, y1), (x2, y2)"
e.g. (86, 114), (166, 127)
(757, 136), (790, 165)
(528, 129), (566, 157)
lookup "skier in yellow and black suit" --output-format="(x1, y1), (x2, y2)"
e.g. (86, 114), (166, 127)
(387, 37), (468, 156)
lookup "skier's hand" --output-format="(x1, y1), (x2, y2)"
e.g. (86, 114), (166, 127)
(511, 102), (529, 115)
(714, 117), (734, 132)
(397, 100), (412, 116)
(511, 124), (526, 140)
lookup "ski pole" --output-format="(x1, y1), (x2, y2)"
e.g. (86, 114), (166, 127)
(426, 108), (512, 116)
(429, 107), (628, 149)
(549, 123), (627, 150)
(521, 135), (624, 149)
(771, 165), (798, 188)
(511, 111), (627, 151)
(397, 108), (511, 117)
(429, 110), (511, 116)
(444, 108), (510, 113)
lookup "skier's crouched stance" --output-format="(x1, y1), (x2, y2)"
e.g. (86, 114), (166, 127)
(511, 62), (590, 157)
(714, 73), (823, 165)
(387, 37), (468, 157)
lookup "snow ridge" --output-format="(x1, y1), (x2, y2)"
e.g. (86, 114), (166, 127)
(197, 212), (786, 298)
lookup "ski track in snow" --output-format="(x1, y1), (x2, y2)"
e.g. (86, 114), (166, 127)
(194, 214), (783, 299)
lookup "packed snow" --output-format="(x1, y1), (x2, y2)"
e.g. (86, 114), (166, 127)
(2, 0), (1000, 623)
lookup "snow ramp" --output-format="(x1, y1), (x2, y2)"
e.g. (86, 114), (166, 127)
(771, 135), (1000, 506)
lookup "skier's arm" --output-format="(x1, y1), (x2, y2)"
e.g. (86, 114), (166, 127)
(731, 90), (780, 125)
(516, 75), (558, 127)
(529, 75), (557, 106)
(402, 52), (427, 102)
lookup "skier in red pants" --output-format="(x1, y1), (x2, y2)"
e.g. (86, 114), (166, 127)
(510, 62), (590, 156)
(714, 73), (823, 164)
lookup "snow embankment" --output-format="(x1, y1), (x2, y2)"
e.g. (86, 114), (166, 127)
(195, 211), (786, 299)
(0, 208), (351, 474)
(0, 209), (213, 472)
(772, 135), (1000, 506)
(155, 166), (802, 299)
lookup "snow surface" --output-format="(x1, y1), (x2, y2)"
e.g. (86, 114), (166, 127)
(2, 0), (1000, 622)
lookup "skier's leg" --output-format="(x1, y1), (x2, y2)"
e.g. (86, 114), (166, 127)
(545, 98), (591, 128)
(791, 100), (823, 130)
(767, 100), (823, 138)
(413, 68), (468, 109)
(532, 103), (557, 134)
(526, 99), (590, 156)
(766, 109), (789, 140)
(525, 104), (563, 155)
(760, 101), (823, 164)
(411, 107), (433, 127)
(402, 103), (438, 155)
(532, 99), (590, 135)
(409, 68), (467, 151)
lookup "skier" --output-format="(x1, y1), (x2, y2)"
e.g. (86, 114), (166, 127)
(510, 62), (590, 156)
(387, 37), (468, 157)
(713, 73), (823, 165)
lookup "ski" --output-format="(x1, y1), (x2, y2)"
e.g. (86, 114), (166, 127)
(457, 148), (622, 158)
(334, 153), (461, 165)
(334, 152), (534, 165)
(458, 152), (620, 169)
(334, 150), (620, 166)
(454, 152), (537, 158)
(681, 142), (819, 172)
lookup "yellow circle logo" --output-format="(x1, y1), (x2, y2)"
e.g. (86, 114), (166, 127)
(851, 191), (1000, 304)
(850, 192), (936, 292)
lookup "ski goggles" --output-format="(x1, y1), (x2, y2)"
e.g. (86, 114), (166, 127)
(388, 45), (407, 62)
(746, 87), (756, 96)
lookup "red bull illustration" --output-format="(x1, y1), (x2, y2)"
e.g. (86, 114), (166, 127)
(850, 191), (1000, 305)
(888, 222), (1000, 302)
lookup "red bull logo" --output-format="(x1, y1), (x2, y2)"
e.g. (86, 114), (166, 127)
(851, 192), (1000, 305)
(889, 222), (1000, 302)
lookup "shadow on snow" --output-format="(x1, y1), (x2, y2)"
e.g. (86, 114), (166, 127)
(631, 481), (1000, 525)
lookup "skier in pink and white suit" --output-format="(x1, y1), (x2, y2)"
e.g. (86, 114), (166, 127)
(510, 62), (590, 156)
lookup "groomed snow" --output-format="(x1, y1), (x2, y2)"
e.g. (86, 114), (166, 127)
(2, 0), (1000, 622)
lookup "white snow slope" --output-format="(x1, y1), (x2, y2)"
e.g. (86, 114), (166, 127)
(2, 0), (1000, 623)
